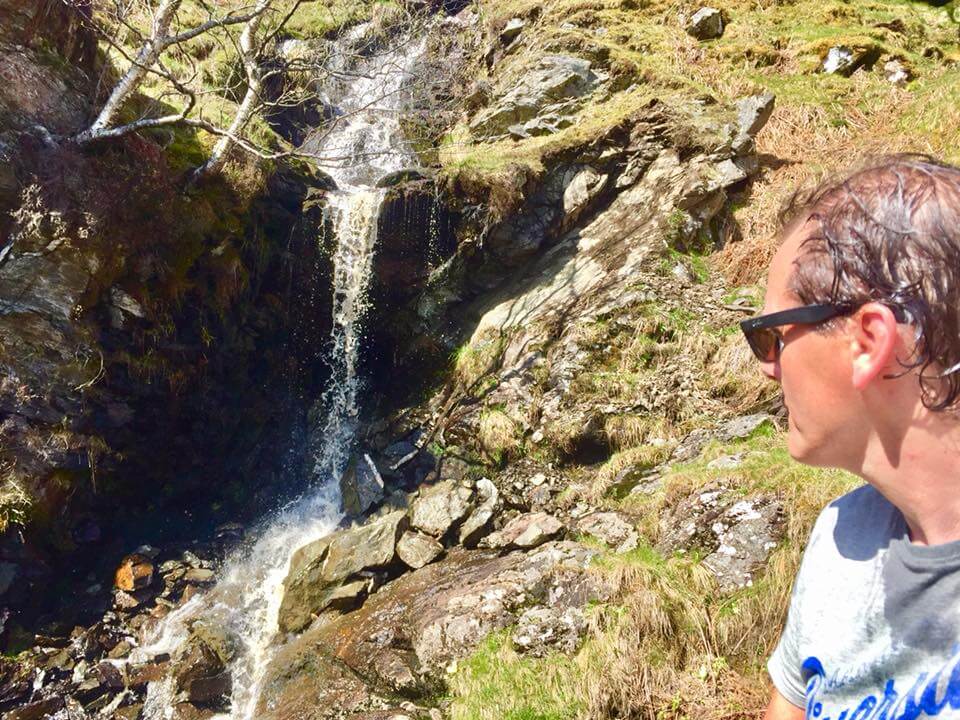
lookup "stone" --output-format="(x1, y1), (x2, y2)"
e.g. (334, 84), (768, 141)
(481, 512), (564, 550)
(657, 482), (785, 591)
(884, 58), (912, 85)
(409, 480), (474, 537)
(685, 8), (724, 40)
(707, 453), (744, 470)
(512, 606), (587, 657)
(127, 661), (169, 690)
(186, 671), (232, 706)
(576, 512), (639, 553)
(732, 93), (775, 151)
(278, 511), (407, 633)
(258, 542), (607, 717)
(821, 44), (881, 76)
(561, 166), (608, 226)
(397, 531), (444, 570)
(341, 453), (386, 516)
(6, 697), (65, 720)
(470, 55), (596, 138)
(458, 477), (500, 547)
(114, 554), (154, 591)
(375, 168), (431, 188)
(702, 498), (784, 592)
(184, 568), (216, 584)
(500, 18), (526, 44)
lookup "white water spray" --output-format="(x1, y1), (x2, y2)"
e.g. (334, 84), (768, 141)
(134, 21), (425, 720)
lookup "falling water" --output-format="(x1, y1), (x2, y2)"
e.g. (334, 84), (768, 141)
(134, 20), (425, 720)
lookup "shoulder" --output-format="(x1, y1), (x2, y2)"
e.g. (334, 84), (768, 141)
(806, 484), (905, 564)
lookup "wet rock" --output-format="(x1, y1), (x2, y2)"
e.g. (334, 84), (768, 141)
(512, 606), (587, 657)
(576, 512), (638, 553)
(375, 168), (431, 188)
(341, 453), (386, 516)
(0, 561), (20, 597)
(409, 480), (475, 538)
(114, 554), (154, 591)
(278, 511), (408, 633)
(127, 661), (169, 690)
(187, 671), (232, 706)
(397, 531), (445, 569)
(184, 568), (216, 585)
(458, 477), (499, 547)
(480, 512), (564, 550)
(6, 696), (65, 720)
(685, 8), (724, 40)
(500, 18), (526, 45)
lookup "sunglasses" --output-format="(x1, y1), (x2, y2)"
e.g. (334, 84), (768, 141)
(739, 303), (856, 362)
(739, 302), (910, 362)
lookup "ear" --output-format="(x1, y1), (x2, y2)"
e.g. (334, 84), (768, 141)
(849, 303), (900, 391)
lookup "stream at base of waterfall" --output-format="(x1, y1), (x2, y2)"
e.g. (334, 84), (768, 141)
(133, 23), (427, 720)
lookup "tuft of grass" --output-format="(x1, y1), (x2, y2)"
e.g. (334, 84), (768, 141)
(478, 407), (522, 465)
(454, 332), (506, 390)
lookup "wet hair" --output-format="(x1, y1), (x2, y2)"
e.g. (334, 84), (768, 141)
(780, 154), (960, 411)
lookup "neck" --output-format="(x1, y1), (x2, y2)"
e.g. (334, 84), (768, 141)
(859, 413), (960, 546)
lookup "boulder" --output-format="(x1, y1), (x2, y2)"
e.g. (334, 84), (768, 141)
(172, 626), (234, 708)
(397, 531), (445, 569)
(480, 512), (565, 550)
(685, 8), (724, 40)
(732, 93), (775, 151)
(576, 512), (639, 553)
(512, 606), (587, 657)
(278, 511), (408, 633)
(458, 477), (500, 547)
(470, 55), (596, 137)
(340, 453), (385, 516)
(258, 542), (607, 717)
(114, 554), (154, 591)
(500, 18), (526, 45)
(821, 44), (882, 76)
(409, 480), (474, 537)
(657, 483), (784, 592)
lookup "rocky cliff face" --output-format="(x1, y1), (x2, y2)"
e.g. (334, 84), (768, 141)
(0, 0), (336, 643)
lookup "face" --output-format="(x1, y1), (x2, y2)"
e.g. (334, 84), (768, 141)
(760, 221), (867, 468)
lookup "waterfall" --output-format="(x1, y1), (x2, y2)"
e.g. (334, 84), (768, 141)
(133, 20), (425, 720)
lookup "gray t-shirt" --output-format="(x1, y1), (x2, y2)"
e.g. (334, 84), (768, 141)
(769, 484), (960, 718)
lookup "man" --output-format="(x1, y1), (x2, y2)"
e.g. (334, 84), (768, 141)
(738, 155), (960, 720)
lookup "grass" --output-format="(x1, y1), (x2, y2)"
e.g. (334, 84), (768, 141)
(449, 429), (860, 720)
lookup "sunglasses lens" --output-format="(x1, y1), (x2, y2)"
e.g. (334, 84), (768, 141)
(746, 328), (779, 362)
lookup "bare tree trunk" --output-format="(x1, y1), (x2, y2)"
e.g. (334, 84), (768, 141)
(192, 0), (273, 180)
(74, 0), (183, 143)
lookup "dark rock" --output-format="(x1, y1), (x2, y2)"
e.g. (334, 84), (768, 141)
(187, 671), (232, 706)
(821, 44), (882, 76)
(685, 8), (724, 40)
(341, 453), (386, 516)
(409, 480), (475, 538)
(375, 168), (432, 188)
(6, 696), (65, 720)
(127, 661), (169, 690)
(397, 531), (444, 569)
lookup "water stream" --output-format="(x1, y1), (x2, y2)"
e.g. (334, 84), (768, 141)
(135, 21), (425, 720)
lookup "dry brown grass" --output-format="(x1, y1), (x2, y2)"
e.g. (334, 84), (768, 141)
(478, 407), (521, 462)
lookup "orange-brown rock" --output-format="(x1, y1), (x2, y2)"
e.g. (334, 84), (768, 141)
(114, 554), (154, 591)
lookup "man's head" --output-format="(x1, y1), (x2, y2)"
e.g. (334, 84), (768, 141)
(751, 155), (960, 470)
